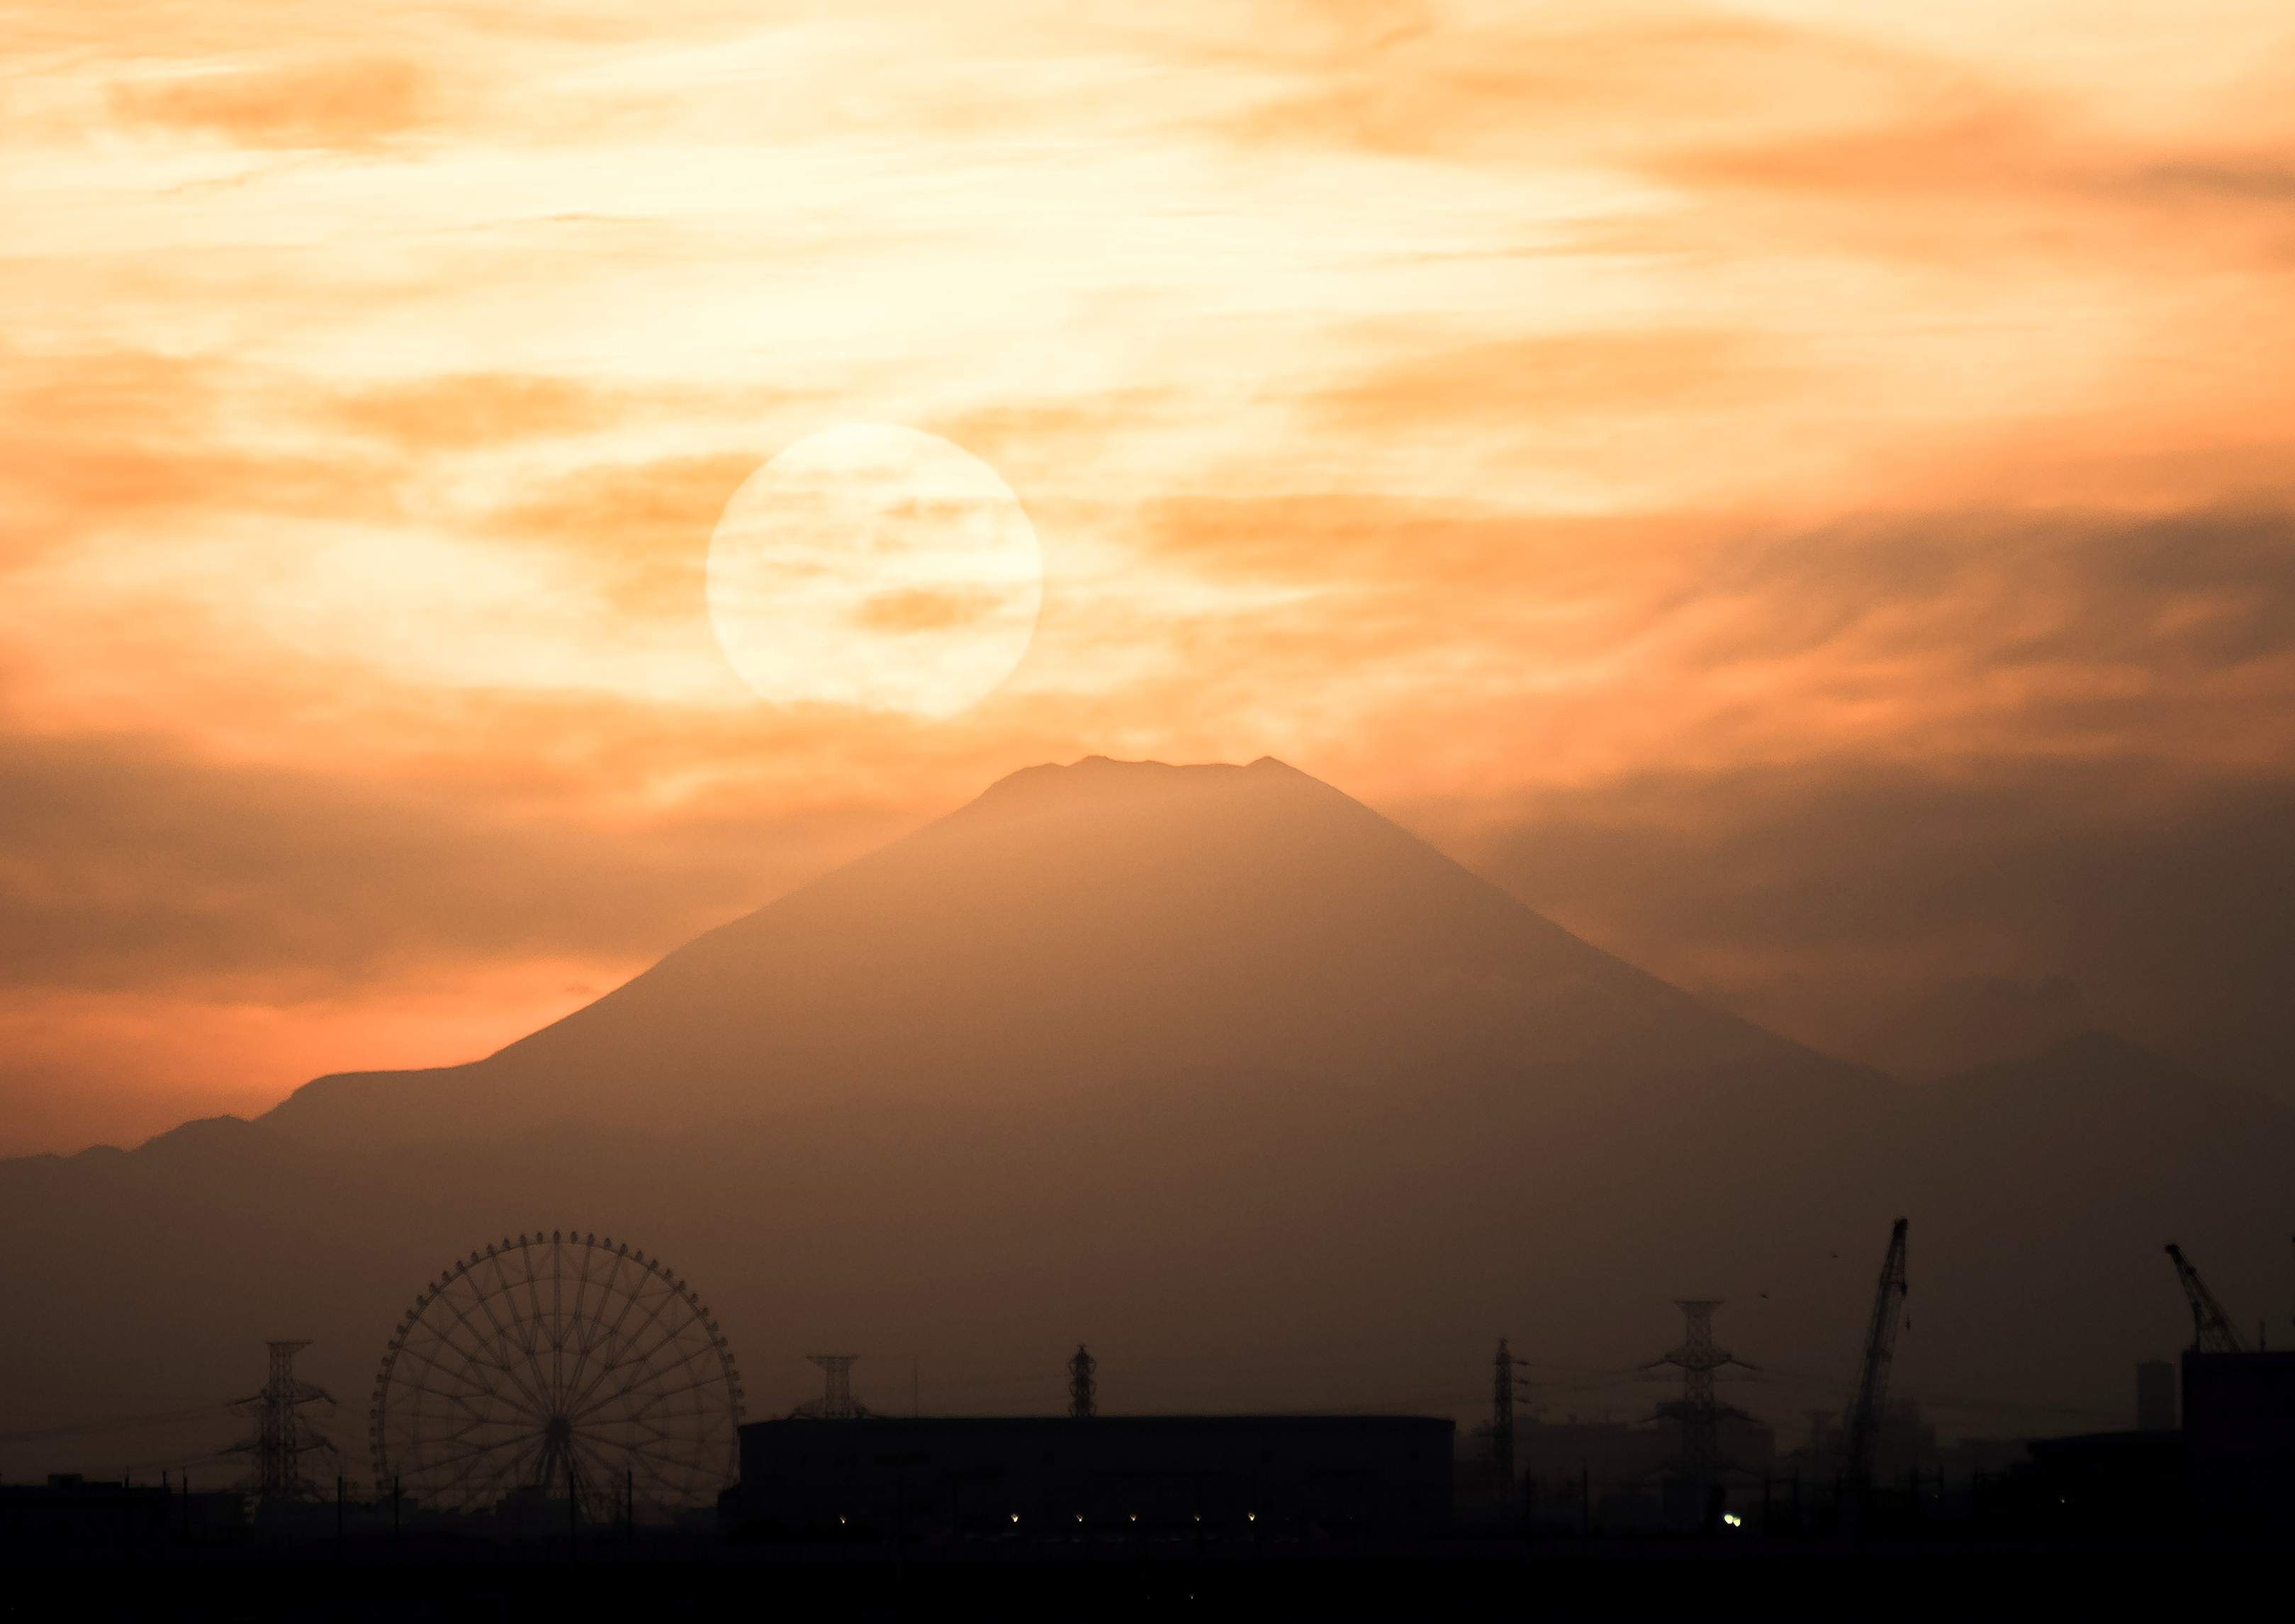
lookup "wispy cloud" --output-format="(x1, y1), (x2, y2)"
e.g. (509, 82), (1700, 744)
(108, 56), (445, 151)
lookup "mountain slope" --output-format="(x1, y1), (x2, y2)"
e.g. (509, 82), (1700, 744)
(267, 756), (1870, 1147)
(6, 761), (2286, 1479)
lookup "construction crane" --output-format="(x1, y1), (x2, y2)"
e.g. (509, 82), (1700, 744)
(1842, 1219), (1909, 1497)
(2165, 1244), (2248, 1353)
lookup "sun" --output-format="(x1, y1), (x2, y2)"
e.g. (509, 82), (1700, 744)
(705, 424), (1043, 719)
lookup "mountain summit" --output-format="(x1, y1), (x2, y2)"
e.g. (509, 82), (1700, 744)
(268, 756), (1856, 1147)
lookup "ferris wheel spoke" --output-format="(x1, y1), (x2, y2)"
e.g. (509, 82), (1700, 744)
(534, 1237), (583, 1412)
(568, 1435), (628, 1506)
(439, 1331), (552, 1424)
(610, 1294), (716, 1385)
(548, 1236), (568, 1409)
(578, 1368), (730, 1426)
(481, 1246), (550, 1403)
(592, 1404), (716, 1440)
(468, 1248), (534, 1367)
(503, 1246), (552, 1411)
(622, 1395), (733, 1431)
(396, 1333), (532, 1425)
(407, 1309), (532, 1401)
(384, 1291), (549, 1488)
(437, 1273), (556, 1419)
(479, 1246), (529, 1335)
(624, 1376), (729, 1413)
(561, 1253), (659, 1413)
(555, 1240), (602, 1409)
(397, 1418), (516, 1469)
(469, 1316), (555, 1421)
(619, 1433), (690, 1501)
(580, 1374), (713, 1435)
(518, 1243), (551, 1367)
(461, 1430), (549, 1508)
(573, 1339), (707, 1413)
(556, 1243), (629, 1410)
(403, 1425), (544, 1483)
(605, 1315), (717, 1387)
(393, 1335), (495, 1403)
(563, 1277), (683, 1417)
(604, 1411), (732, 1443)
(576, 1335), (714, 1419)
(408, 1394), (504, 1430)
(591, 1414), (701, 1445)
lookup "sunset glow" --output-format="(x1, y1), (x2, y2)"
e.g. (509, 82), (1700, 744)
(5, 0), (2294, 1151)
(706, 425), (1043, 717)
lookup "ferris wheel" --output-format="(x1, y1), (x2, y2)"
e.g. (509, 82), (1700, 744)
(371, 1229), (744, 1519)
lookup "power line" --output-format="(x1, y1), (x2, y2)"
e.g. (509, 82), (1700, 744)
(0, 1404), (229, 1444)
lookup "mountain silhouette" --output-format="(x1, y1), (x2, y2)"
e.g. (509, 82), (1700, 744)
(266, 756), (1867, 1147)
(3, 759), (2289, 1478)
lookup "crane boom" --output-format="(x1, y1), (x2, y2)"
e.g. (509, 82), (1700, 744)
(1843, 1218), (1909, 1494)
(2165, 1243), (2248, 1353)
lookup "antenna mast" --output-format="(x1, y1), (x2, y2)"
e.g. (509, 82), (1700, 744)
(1067, 1343), (1098, 1418)
(1491, 1338), (1516, 1500)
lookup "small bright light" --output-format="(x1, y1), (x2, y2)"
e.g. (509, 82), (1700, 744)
(1247, 1513), (1256, 1522)
(1722, 1512), (1743, 1528)
(1011, 1513), (1020, 1523)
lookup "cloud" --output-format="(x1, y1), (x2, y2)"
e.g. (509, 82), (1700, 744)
(854, 587), (1010, 634)
(108, 57), (445, 152)
(0, 349), (412, 571)
(1121, 496), (2295, 776)
(1306, 329), (1778, 433)
(1225, 4), (1946, 163)
(327, 373), (629, 450)
(1453, 756), (2295, 1089)
(0, 727), (899, 997)
(476, 450), (758, 619)
(2132, 158), (2295, 206)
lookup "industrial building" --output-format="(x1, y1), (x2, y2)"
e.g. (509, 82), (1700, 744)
(0, 1475), (172, 1559)
(2003, 1349), (2295, 1536)
(718, 1415), (1454, 1540)
(1516, 1414), (1775, 1486)
(2182, 1350), (2295, 1530)
(2135, 1357), (2177, 1432)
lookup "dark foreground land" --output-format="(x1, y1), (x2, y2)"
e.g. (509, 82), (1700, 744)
(5, 1540), (2277, 1623)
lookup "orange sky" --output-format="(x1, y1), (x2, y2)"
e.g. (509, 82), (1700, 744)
(5, 0), (2294, 1153)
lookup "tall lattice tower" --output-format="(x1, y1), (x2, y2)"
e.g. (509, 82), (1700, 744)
(1650, 1301), (1756, 1476)
(226, 1340), (337, 1500)
(1068, 1343), (1098, 1418)
(1491, 1338), (1517, 1499)
(795, 1354), (867, 1418)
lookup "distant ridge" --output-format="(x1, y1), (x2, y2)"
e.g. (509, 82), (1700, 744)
(264, 756), (1870, 1148)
